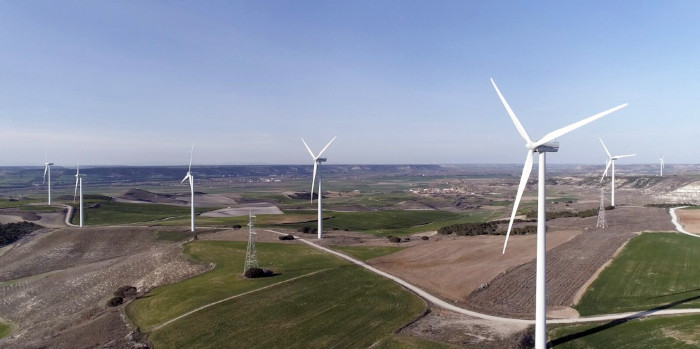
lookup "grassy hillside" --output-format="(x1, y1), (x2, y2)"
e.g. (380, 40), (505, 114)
(0, 321), (11, 339)
(128, 241), (426, 348)
(549, 315), (700, 348)
(576, 233), (700, 315)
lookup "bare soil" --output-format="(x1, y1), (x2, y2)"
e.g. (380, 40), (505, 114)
(368, 230), (580, 302)
(0, 226), (210, 348)
(676, 209), (700, 234)
(465, 206), (674, 318)
(201, 204), (283, 217)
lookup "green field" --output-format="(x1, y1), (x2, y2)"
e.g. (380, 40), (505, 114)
(576, 233), (700, 316)
(77, 200), (208, 225)
(331, 245), (405, 261)
(0, 321), (11, 339)
(128, 241), (427, 348)
(549, 315), (700, 348)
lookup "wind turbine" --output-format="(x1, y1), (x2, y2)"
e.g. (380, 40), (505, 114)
(181, 144), (195, 232)
(43, 157), (54, 205)
(599, 138), (635, 207)
(492, 78), (627, 349)
(302, 136), (336, 239)
(659, 155), (665, 177)
(74, 163), (86, 227)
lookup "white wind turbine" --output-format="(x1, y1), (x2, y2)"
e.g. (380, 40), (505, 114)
(43, 157), (54, 205)
(659, 155), (665, 177)
(181, 144), (195, 232)
(492, 78), (627, 349)
(74, 163), (86, 227)
(302, 136), (336, 239)
(599, 138), (635, 207)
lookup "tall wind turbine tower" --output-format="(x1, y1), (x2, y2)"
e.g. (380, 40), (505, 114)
(599, 138), (635, 207)
(181, 144), (195, 232)
(659, 155), (665, 177)
(74, 163), (86, 227)
(492, 78), (627, 349)
(43, 158), (54, 205)
(302, 137), (336, 239)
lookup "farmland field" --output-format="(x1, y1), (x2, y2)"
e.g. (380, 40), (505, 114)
(549, 314), (700, 348)
(0, 321), (11, 339)
(576, 233), (700, 316)
(331, 245), (405, 261)
(128, 240), (426, 348)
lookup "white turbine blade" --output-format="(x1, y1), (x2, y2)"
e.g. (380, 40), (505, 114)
(188, 144), (194, 172)
(491, 78), (532, 143)
(74, 164), (79, 202)
(188, 175), (194, 190)
(535, 103), (628, 147)
(601, 160), (612, 182)
(599, 138), (612, 158)
(614, 154), (636, 159)
(503, 151), (534, 254)
(310, 161), (318, 203)
(317, 136), (337, 158)
(301, 138), (316, 159)
(43, 165), (48, 184)
(181, 173), (190, 183)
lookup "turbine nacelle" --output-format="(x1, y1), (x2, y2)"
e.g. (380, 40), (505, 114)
(534, 141), (559, 153)
(316, 158), (327, 163)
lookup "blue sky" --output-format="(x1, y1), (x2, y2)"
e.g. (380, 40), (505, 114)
(1, 1), (698, 166)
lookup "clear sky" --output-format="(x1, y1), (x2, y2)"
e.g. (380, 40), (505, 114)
(1, 1), (698, 166)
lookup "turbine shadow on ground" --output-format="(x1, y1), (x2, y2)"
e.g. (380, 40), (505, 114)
(549, 294), (700, 347)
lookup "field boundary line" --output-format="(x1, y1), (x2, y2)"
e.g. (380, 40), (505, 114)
(150, 268), (329, 331)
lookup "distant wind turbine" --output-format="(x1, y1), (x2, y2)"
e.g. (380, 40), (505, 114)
(43, 157), (54, 205)
(492, 78), (627, 349)
(181, 144), (195, 232)
(659, 155), (665, 177)
(302, 137), (336, 239)
(599, 138), (635, 207)
(74, 163), (86, 227)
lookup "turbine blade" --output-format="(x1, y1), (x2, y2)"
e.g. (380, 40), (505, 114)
(301, 138), (316, 159)
(43, 165), (48, 184)
(310, 161), (318, 203)
(317, 136), (337, 158)
(601, 160), (612, 182)
(503, 151), (534, 254)
(181, 173), (190, 183)
(491, 78), (532, 143)
(599, 138), (612, 158)
(535, 103), (628, 147)
(188, 144), (194, 172)
(615, 154), (636, 159)
(74, 177), (79, 202)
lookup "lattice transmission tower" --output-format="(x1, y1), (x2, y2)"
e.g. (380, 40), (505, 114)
(243, 211), (259, 274)
(596, 188), (607, 228)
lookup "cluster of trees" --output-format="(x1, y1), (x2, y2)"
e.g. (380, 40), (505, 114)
(438, 221), (539, 236)
(243, 267), (274, 278)
(297, 226), (318, 234)
(279, 234), (294, 240)
(438, 222), (499, 236)
(645, 203), (697, 208)
(525, 207), (612, 221)
(106, 285), (138, 307)
(0, 222), (41, 247)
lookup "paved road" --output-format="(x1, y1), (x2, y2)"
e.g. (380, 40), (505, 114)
(265, 227), (700, 326)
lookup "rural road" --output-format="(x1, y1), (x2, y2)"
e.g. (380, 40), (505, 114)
(669, 206), (700, 238)
(266, 225), (700, 326)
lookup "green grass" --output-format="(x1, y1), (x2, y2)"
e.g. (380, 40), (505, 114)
(576, 233), (700, 316)
(149, 265), (426, 348)
(332, 245), (405, 261)
(79, 200), (208, 225)
(0, 321), (11, 339)
(155, 230), (198, 241)
(127, 241), (348, 330)
(128, 240), (426, 348)
(549, 315), (700, 348)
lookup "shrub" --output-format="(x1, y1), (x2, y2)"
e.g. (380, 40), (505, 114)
(244, 268), (275, 278)
(388, 236), (401, 243)
(421, 236), (429, 241)
(403, 237), (411, 242)
(279, 234), (294, 240)
(107, 296), (124, 307)
(114, 286), (137, 298)
(0, 222), (42, 247)
(232, 225), (242, 229)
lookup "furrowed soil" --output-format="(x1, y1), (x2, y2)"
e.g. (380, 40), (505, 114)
(464, 206), (674, 318)
(0, 226), (211, 348)
(676, 208), (700, 234)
